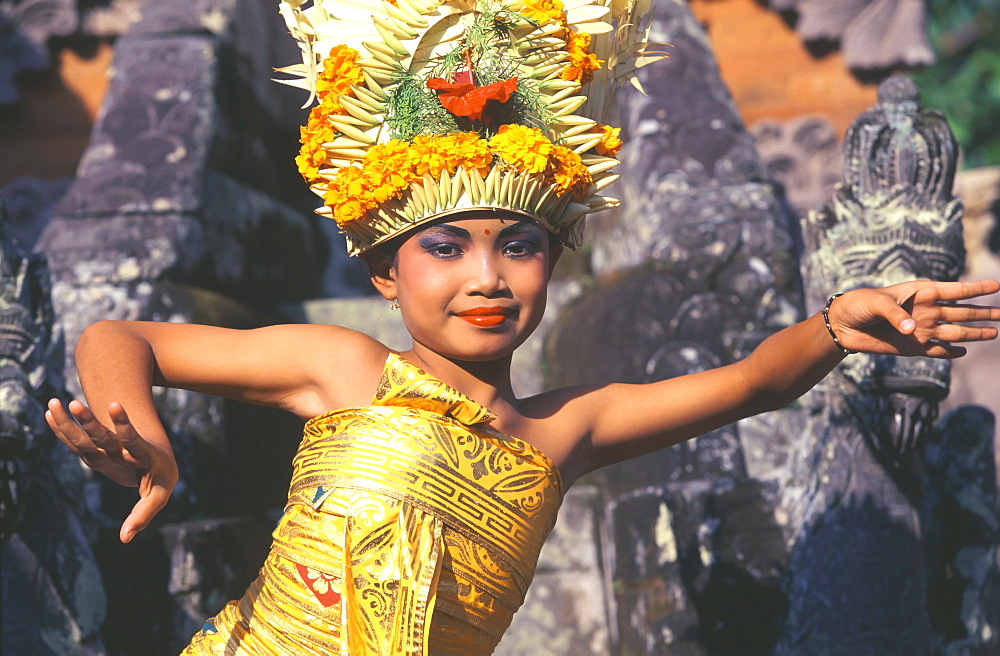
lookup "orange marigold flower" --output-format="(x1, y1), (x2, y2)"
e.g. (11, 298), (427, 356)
(562, 31), (602, 84)
(335, 198), (368, 225)
(489, 125), (553, 174)
(324, 133), (498, 226)
(546, 145), (592, 201)
(441, 132), (492, 173)
(315, 45), (365, 102)
(361, 140), (418, 203)
(411, 135), (450, 177)
(324, 166), (372, 225)
(594, 123), (623, 156)
(411, 133), (492, 177)
(297, 106), (336, 181)
(296, 46), (364, 184)
(520, 0), (565, 25)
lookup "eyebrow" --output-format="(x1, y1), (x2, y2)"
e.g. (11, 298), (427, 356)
(423, 224), (471, 240)
(498, 221), (541, 238)
(423, 220), (540, 240)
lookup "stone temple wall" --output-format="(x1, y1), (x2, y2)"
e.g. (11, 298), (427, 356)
(3, 0), (347, 651)
(3, 0), (999, 654)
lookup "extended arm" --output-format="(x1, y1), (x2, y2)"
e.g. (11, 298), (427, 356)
(46, 320), (388, 542)
(571, 280), (1000, 472)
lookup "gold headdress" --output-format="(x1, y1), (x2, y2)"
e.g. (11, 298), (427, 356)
(278, 0), (667, 255)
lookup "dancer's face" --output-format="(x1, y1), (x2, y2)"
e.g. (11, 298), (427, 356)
(372, 212), (560, 361)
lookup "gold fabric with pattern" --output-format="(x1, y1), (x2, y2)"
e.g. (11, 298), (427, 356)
(183, 353), (564, 655)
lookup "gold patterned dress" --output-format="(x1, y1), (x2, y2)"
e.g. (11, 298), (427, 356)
(183, 353), (564, 655)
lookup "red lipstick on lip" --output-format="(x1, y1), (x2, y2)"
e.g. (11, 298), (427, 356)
(456, 307), (512, 327)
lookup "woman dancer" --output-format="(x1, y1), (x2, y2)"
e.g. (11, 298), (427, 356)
(46, 0), (1000, 653)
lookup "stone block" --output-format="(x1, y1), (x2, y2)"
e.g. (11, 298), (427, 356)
(607, 479), (787, 655)
(127, 0), (239, 37)
(44, 171), (323, 304)
(160, 517), (275, 646)
(126, 0), (305, 130)
(54, 35), (216, 217)
(39, 19), (324, 304)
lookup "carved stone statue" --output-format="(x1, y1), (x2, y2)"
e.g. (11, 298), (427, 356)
(778, 74), (990, 654)
(0, 198), (106, 654)
(799, 74), (963, 462)
(752, 116), (843, 218)
(547, 1), (801, 651)
(762, 0), (935, 71)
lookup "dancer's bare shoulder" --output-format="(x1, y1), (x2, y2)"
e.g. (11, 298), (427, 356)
(515, 384), (607, 485)
(219, 323), (391, 417)
(255, 323), (391, 417)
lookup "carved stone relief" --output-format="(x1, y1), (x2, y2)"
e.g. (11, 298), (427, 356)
(1, 0), (145, 42)
(0, 199), (106, 654)
(779, 74), (997, 654)
(79, 0), (141, 36)
(762, 0), (935, 71)
(0, 0), (77, 44)
(752, 116), (843, 218)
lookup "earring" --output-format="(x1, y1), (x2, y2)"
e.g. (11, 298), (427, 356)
(389, 300), (400, 311)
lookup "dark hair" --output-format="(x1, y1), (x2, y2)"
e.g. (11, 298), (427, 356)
(359, 238), (401, 280)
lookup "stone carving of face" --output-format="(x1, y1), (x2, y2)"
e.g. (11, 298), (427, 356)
(799, 75), (964, 458)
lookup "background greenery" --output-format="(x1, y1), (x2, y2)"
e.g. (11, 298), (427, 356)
(914, 0), (1000, 168)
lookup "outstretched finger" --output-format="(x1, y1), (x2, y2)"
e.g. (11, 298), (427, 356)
(46, 399), (104, 459)
(933, 323), (999, 344)
(929, 280), (1000, 302)
(68, 400), (124, 458)
(120, 485), (171, 543)
(107, 403), (153, 468)
(923, 341), (968, 359)
(937, 304), (1000, 323)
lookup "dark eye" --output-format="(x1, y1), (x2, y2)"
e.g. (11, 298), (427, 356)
(427, 243), (462, 259)
(503, 240), (540, 257)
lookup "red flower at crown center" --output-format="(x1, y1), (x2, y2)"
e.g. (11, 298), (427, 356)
(427, 69), (518, 122)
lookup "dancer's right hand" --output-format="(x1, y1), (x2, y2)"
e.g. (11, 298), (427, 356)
(46, 399), (178, 543)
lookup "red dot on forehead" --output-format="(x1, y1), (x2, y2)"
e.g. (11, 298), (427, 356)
(484, 229), (491, 235)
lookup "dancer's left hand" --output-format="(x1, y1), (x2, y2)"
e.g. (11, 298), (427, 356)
(827, 280), (1000, 358)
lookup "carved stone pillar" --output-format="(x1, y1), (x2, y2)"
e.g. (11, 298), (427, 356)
(779, 74), (965, 655)
(546, 1), (800, 652)
(29, 1), (320, 649)
(0, 200), (106, 654)
(759, 0), (934, 71)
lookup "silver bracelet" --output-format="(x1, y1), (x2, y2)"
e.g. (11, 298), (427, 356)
(822, 293), (857, 355)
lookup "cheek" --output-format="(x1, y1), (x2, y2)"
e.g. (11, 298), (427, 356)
(394, 260), (451, 305)
(512, 263), (549, 305)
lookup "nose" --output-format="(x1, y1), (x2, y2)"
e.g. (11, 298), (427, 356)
(465, 250), (508, 297)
